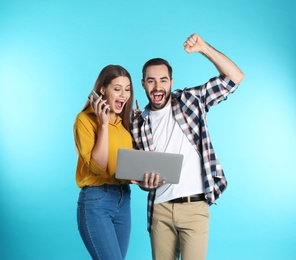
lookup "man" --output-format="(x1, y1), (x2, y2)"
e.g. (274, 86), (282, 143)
(131, 33), (244, 260)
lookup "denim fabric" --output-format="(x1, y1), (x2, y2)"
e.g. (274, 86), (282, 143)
(77, 184), (131, 260)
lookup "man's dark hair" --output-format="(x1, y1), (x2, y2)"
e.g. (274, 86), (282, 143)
(142, 58), (173, 80)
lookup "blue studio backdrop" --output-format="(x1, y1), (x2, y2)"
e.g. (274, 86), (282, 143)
(0, 0), (295, 259)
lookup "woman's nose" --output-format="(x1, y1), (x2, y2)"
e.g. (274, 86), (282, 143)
(119, 90), (125, 97)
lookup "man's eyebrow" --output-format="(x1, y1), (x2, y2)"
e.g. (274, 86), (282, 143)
(146, 76), (169, 80)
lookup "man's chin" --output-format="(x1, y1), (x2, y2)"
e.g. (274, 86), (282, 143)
(151, 102), (166, 110)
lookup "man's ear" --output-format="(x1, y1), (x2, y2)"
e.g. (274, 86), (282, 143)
(141, 80), (145, 89)
(171, 78), (174, 87)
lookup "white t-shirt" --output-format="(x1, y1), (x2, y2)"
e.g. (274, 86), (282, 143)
(149, 104), (204, 204)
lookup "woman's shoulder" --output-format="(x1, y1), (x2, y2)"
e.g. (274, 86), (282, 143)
(75, 107), (97, 127)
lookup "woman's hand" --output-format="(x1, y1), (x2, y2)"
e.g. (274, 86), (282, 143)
(89, 94), (110, 124)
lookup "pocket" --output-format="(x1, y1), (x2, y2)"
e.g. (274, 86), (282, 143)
(83, 186), (107, 201)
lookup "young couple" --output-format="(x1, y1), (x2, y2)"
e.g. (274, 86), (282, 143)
(73, 33), (244, 260)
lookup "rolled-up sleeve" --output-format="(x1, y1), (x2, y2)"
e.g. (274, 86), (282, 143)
(74, 115), (106, 176)
(198, 75), (238, 112)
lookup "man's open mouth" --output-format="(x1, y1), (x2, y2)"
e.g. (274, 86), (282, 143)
(152, 92), (164, 103)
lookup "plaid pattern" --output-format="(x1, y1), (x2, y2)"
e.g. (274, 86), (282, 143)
(131, 75), (238, 232)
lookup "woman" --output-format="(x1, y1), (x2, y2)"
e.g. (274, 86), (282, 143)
(74, 65), (134, 260)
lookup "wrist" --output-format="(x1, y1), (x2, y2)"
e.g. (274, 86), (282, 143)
(201, 42), (212, 56)
(99, 123), (108, 132)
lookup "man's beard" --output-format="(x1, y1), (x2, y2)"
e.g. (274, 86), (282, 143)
(147, 91), (171, 111)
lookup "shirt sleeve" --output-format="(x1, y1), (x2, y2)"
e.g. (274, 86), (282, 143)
(189, 75), (238, 112)
(74, 114), (106, 175)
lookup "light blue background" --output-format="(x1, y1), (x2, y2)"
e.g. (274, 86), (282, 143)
(1, 0), (295, 259)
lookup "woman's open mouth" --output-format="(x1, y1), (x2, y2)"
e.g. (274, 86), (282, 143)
(115, 99), (125, 110)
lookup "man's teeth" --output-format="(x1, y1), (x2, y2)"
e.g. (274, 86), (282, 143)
(153, 93), (163, 101)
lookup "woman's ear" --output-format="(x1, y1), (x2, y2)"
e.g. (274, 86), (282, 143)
(100, 87), (105, 96)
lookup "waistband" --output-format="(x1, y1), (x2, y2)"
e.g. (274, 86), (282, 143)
(82, 184), (130, 192)
(168, 193), (206, 203)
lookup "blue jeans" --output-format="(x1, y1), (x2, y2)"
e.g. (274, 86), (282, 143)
(77, 184), (131, 260)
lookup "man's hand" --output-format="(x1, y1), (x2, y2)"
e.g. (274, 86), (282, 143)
(183, 32), (244, 84)
(131, 100), (142, 121)
(183, 33), (206, 54)
(131, 172), (166, 190)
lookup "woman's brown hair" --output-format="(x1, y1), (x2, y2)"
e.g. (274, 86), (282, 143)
(82, 65), (134, 131)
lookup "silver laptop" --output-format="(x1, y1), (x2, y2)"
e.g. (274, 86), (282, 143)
(115, 149), (183, 184)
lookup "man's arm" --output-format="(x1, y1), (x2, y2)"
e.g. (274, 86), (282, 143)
(184, 33), (244, 85)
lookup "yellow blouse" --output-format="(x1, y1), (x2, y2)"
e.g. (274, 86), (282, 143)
(74, 106), (132, 187)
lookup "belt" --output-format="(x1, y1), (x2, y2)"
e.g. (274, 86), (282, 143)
(168, 194), (206, 203)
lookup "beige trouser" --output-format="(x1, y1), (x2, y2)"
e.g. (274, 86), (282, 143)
(150, 201), (209, 260)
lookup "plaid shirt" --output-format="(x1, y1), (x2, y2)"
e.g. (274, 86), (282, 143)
(131, 75), (239, 232)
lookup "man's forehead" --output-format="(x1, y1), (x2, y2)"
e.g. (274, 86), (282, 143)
(146, 65), (169, 78)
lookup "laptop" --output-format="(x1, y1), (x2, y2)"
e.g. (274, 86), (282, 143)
(115, 149), (184, 184)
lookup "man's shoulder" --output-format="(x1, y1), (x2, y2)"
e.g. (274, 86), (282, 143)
(131, 115), (144, 129)
(172, 88), (183, 97)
